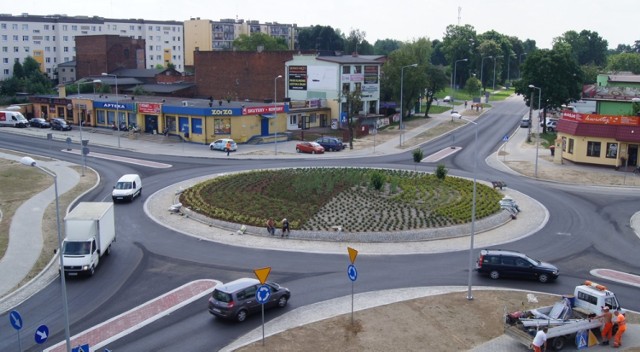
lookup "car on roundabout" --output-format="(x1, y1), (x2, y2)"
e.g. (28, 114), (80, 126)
(208, 277), (291, 322)
(296, 141), (325, 154)
(475, 249), (559, 283)
(29, 117), (51, 128)
(209, 138), (237, 152)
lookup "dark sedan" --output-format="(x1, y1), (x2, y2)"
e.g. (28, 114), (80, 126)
(315, 137), (346, 151)
(50, 118), (72, 131)
(29, 118), (51, 128)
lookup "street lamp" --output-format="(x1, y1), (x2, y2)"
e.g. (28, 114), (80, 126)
(458, 116), (478, 301)
(492, 56), (502, 91)
(519, 53), (528, 79)
(75, 79), (100, 176)
(529, 84), (542, 177)
(452, 59), (467, 109)
(400, 63), (418, 146)
(480, 56), (492, 92)
(101, 73), (120, 148)
(506, 54), (516, 86)
(20, 156), (71, 352)
(274, 75), (282, 155)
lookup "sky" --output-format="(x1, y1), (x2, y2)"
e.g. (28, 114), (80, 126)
(4, 0), (636, 49)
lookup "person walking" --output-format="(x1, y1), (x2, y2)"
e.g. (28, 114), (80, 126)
(531, 327), (548, 352)
(266, 218), (275, 236)
(596, 306), (613, 345)
(613, 310), (627, 348)
(281, 218), (290, 237)
(225, 140), (232, 156)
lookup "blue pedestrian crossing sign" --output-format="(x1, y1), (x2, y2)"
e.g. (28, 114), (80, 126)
(347, 264), (358, 281)
(256, 284), (271, 304)
(72, 344), (90, 352)
(9, 310), (22, 330)
(576, 329), (588, 349)
(502, 134), (509, 142)
(34, 325), (49, 344)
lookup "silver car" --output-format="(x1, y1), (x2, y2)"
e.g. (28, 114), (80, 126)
(208, 278), (290, 322)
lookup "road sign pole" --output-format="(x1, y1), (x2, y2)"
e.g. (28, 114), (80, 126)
(351, 280), (354, 325)
(262, 305), (265, 346)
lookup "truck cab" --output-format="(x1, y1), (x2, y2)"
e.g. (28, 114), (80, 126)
(573, 280), (623, 316)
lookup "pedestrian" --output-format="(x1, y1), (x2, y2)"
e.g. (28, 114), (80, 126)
(596, 306), (613, 345)
(266, 218), (275, 236)
(281, 218), (290, 237)
(225, 140), (231, 156)
(464, 101), (468, 109)
(531, 327), (548, 352)
(613, 310), (627, 348)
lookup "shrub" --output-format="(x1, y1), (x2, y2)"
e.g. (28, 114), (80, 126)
(436, 164), (448, 180)
(370, 171), (384, 191)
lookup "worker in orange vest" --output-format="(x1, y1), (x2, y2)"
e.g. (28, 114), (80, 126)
(613, 310), (627, 348)
(596, 306), (613, 345)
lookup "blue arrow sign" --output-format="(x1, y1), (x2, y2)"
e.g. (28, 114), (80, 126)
(34, 325), (49, 344)
(256, 284), (271, 304)
(347, 264), (358, 282)
(72, 344), (90, 352)
(9, 310), (22, 331)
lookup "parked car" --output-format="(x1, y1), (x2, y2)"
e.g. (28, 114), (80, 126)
(29, 118), (51, 128)
(315, 137), (346, 151)
(208, 277), (291, 322)
(443, 96), (451, 103)
(296, 141), (325, 154)
(50, 118), (72, 131)
(519, 117), (530, 128)
(546, 120), (557, 132)
(476, 249), (559, 283)
(209, 138), (237, 152)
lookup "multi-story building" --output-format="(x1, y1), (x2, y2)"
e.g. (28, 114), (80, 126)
(0, 13), (184, 82)
(184, 17), (298, 66)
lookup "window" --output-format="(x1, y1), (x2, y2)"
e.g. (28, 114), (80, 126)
(22, 36), (29, 41)
(342, 83), (350, 94)
(64, 47), (69, 52)
(342, 65), (350, 74)
(3, 69), (9, 75)
(606, 143), (618, 158)
(12, 24), (18, 30)
(44, 24), (49, 30)
(2, 47), (6, 52)
(44, 36), (49, 41)
(2, 58), (8, 63)
(586, 141), (601, 157)
(62, 25), (68, 31)
(23, 47), (30, 52)
(13, 35), (19, 41)
(63, 36), (69, 41)
(45, 57), (50, 63)
(0, 24), (6, 30)
(71, 25), (77, 31)
(22, 24), (28, 30)
(156, 45), (161, 51)
(1, 35), (6, 41)
(13, 47), (19, 52)
(149, 45), (153, 51)
(129, 25), (135, 30)
(568, 139), (574, 154)
(354, 65), (362, 73)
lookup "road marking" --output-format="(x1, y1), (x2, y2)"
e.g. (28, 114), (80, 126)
(44, 279), (219, 352)
(590, 269), (640, 288)
(63, 149), (172, 168)
(423, 146), (462, 163)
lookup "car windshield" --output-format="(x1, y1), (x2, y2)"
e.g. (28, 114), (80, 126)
(64, 241), (91, 255)
(115, 181), (132, 190)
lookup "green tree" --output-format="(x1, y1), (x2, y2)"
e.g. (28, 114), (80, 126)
(1, 57), (53, 95)
(441, 24), (477, 86)
(343, 87), (362, 149)
(465, 76), (481, 96)
(423, 65), (449, 117)
(430, 40), (447, 66)
(373, 39), (402, 55)
(297, 25), (344, 51)
(233, 32), (288, 51)
(514, 48), (582, 132)
(606, 52), (640, 74)
(581, 64), (600, 84)
(344, 29), (373, 55)
(553, 30), (608, 66)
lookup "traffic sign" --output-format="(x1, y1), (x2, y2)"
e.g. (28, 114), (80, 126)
(34, 325), (49, 344)
(576, 329), (587, 349)
(256, 284), (271, 304)
(503, 134), (509, 142)
(347, 247), (358, 264)
(347, 264), (358, 281)
(254, 267), (271, 285)
(9, 310), (22, 330)
(72, 344), (90, 352)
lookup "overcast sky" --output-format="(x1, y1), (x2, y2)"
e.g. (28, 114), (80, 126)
(5, 0), (636, 49)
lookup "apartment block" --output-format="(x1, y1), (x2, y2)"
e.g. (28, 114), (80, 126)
(0, 13), (184, 82)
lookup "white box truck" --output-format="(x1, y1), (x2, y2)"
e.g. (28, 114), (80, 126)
(62, 202), (116, 277)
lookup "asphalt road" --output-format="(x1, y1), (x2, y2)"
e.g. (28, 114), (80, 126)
(0, 97), (639, 351)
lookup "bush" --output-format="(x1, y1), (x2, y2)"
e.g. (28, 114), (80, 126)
(436, 164), (448, 180)
(370, 171), (384, 191)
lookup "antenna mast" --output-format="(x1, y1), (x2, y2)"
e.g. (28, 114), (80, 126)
(458, 6), (462, 25)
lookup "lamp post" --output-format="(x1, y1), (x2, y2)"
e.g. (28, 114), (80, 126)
(274, 75), (282, 155)
(452, 59), (468, 110)
(20, 156), (71, 352)
(506, 55), (515, 86)
(400, 63), (418, 146)
(101, 73), (120, 148)
(75, 79), (100, 176)
(458, 116), (478, 301)
(529, 84), (542, 177)
(519, 53), (527, 79)
(480, 56), (492, 92)
(492, 56), (501, 91)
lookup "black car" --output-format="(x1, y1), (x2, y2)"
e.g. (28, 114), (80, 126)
(315, 137), (346, 151)
(475, 249), (559, 283)
(29, 118), (51, 128)
(208, 278), (290, 322)
(50, 118), (72, 131)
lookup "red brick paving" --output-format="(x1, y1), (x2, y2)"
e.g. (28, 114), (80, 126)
(44, 279), (217, 352)
(592, 269), (640, 286)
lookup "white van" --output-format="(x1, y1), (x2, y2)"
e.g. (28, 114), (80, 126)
(0, 111), (29, 127)
(112, 174), (142, 202)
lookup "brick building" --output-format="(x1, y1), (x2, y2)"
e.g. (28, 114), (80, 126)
(193, 50), (293, 102)
(76, 35), (146, 79)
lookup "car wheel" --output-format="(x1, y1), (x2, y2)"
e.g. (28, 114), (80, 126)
(210, 145), (215, 150)
(277, 296), (289, 308)
(296, 148), (301, 153)
(538, 274), (549, 283)
(489, 270), (500, 280)
(236, 309), (248, 322)
(329, 147), (334, 152)
(311, 150), (316, 154)
(106, 245), (111, 256)
(88, 265), (95, 276)
(550, 336), (565, 350)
